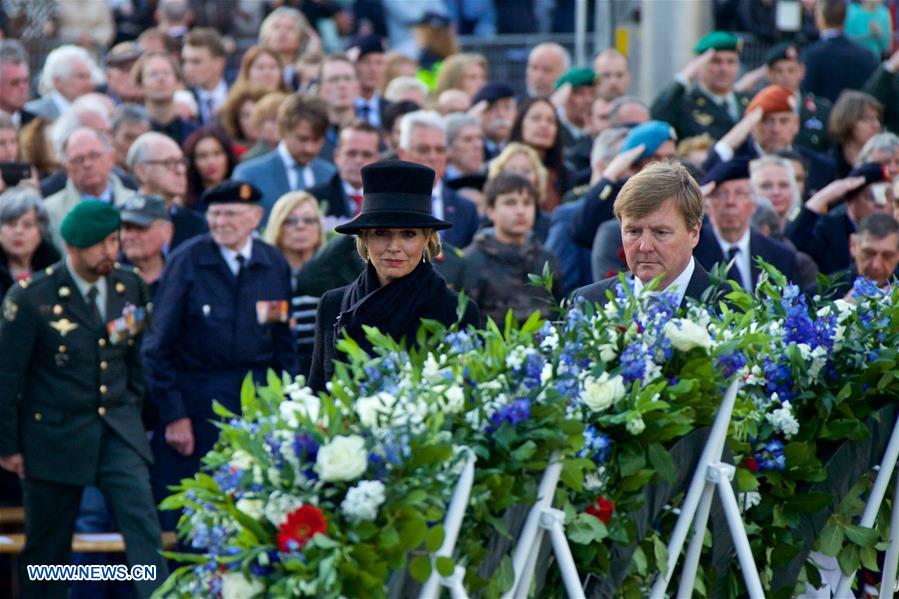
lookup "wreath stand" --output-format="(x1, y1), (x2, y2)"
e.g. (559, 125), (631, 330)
(649, 379), (765, 599)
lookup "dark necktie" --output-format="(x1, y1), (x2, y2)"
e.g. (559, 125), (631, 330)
(235, 254), (246, 281)
(358, 103), (370, 122)
(87, 286), (103, 328)
(726, 247), (744, 288)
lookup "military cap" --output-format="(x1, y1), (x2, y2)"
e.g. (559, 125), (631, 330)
(694, 31), (742, 54)
(746, 85), (798, 116)
(554, 67), (596, 90)
(201, 180), (262, 206)
(335, 160), (451, 234)
(471, 82), (515, 107)
(416, 11), (451, 28)
(619, 120), (677, 161)
(701, 158), (751, 186)
(60, 200), (121, 248)
(765, 41), (801, 66)
(347, 33), (384, 59)
(847, 163), (888, 187)
(120, 194), (170, 226)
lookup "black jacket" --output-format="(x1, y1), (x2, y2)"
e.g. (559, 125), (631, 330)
(307, 173), (355, 218)
(573, 261), (713, 308)
(785, 206), (854, 275)
(0, 239), (61, 298)
(694, 226), (799, 287)
(801, 32), (879, 104)
(308, 262), (480, 392)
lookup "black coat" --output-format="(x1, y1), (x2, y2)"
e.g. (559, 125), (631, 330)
(801, 33), (879, 104)
(308, 262), (480, 392)
(0, 238), (61, 298)
(573, 262), (713, 308)
(785, 206), (854, 275)
(307, 173), (355, 218)
(694, 225), (800, 286)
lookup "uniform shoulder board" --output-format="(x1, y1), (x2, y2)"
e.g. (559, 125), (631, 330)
(451, 246), (464, 258)
(599, 185), (613, 201)
(571, 184), (590, 197)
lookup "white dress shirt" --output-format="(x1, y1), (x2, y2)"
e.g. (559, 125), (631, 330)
(277, 142), (315, 191)
(633, 256), (696, 307)
(218, 237), (253, 277)
(716, 228), (752, 290)
(431, 180), (444, 221)
(197, 79), (228, 123)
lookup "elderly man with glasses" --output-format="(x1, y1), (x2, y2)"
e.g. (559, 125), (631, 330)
(126, 131), (207, 250)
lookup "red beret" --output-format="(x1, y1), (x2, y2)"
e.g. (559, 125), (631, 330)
(746, 85), (798, 116)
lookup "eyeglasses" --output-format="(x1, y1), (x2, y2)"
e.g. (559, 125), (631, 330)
(284, 216), (319, 227)
(323, 74), (356, 84)
(68, 151), (104, 167)
(208, 207), (252, 220)
(411, 145), (447, 156)
(142, 157), (188, 170)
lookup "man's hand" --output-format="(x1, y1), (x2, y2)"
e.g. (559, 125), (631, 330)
(679, 49), (715, 83)
(735, 65), (768, 93)
(886, 48), (899, 73)
(467, 99), (488, 118)
(0, 454), (24, 479)
(602, 145), (645, 181)
(701, 181), (717, 198)
(165, 418), (195, 456)
(719, 107), (764, 151)
(805, 176), (867, 215)
(550, 82), (571, 110)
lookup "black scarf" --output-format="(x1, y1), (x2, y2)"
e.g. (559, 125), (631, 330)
(336, 259), (447, 352)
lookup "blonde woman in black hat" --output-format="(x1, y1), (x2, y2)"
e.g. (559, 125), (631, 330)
(308, 160), (480, 392)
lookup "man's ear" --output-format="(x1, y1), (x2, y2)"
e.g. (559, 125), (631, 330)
(251, 205), (265, 229)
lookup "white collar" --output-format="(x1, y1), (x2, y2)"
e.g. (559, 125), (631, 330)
(716, 227), (751, 256)
(199, 79), (228, 101)
(50, 90), (72, 113)
(219, 236), (253, 265)
(65, 255), (108, 301)
(633, 256), (695, 306)
(277, 141), (299, 169)
(697, 81), (733, 105)
(432, 179), (443, 198)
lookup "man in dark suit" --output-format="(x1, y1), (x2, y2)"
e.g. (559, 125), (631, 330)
(787, 162), (894, 275)
(0, 40), (35, 129)
(573, 162), (733, 596)
(650, 31), (751, 142)
(142, 181), (298, 531)
(349, 34), (390, 130)
(801, 0), (879, 104)
(182, 28), (229, 126)
(397, 110), (479, 249)
(308, 119), (381, 232)
(702, 85), (836, 196)
(0, 201), (167, 598)
(695, 159), (799, 288)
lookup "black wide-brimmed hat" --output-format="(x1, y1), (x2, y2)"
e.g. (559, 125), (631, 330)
(334, 160), (452, 234)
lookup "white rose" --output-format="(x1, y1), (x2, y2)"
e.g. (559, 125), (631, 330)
(315, 435), (368, 482)
(540, 363), (553, 384)
(664, 319), (712, 352)
(236, 497), (264, 520)
(340, 480), (387, 522)
(444, 385), (465, 414)
(356, 392), (396, 429)
(230, 449), (254, 471)
(221, 572), (264, 599)
(626, 415), (645, 435)
(599, 343), (617, 363)
(582, 372), (626, 412)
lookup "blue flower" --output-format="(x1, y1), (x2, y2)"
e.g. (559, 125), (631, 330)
(486, 399), (532, 432)
(717, 351), (747, 378)
(619, 343), (647, 385)
(580, 426), (612, 464)
(213, 464), (243, 494)
(754, 439), (786, 471)
(445, 330), (479, 354)
(852, 276), (883, 299)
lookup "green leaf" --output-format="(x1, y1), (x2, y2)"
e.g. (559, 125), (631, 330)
(436, 556), (455, 577)
(425, 525), (445, 553)
(619, 444), (645, 477)
(647, 443), (676, 483)
(379, 525), (400, 549)
(397, 513), (427, 549)
(568, 513), (608, 545)
(837, 544), (860, 576)
(861, 545), (880, 572)
(511, 440), (537, 462)
(653, 535), (669, 578)
(817, 523), (844, 556)
(844, 524), (878, 547)
(735, 467), (759, 492)
(494, 556), (515, 594)
(408, 554), (431, 582)
(632, 546), (648, 576)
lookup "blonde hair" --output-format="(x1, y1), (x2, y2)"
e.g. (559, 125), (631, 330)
(235, 45), (290, 93)
(488, 142), (549, 205)
(252, 91), (288, 130)
(613, 161), (703, 230)
(676, 133), (715, 157)
(355, 229), (442, 262)
(263, 191), (324, 253)
(258, 7), (312, 60)
(435, 53), (487, 97)
(382, 52), (419, 94)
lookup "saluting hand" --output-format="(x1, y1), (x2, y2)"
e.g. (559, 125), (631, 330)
(165, 418), (195, 456)
(602, 144), (645, 181)
(0, 453), (24, 479)
(719, 107), (763, 151)
(679, 49), (715, 83)
(805, 176), (867, 215)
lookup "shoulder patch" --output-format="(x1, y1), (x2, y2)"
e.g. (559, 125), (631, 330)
(600, 185), (612, 201)
(3, 297), (17, 322)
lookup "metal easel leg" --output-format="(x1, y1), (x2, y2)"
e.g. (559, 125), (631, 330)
(713, 464), (764, 599)
(879, 475), (899, 599)
(676, 478), (717, 599)
(542, 508), (586, 599)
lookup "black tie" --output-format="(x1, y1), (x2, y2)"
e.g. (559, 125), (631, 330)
(358, 103), (370, 122)
(235, 254), (246, 281)
(726, 247), (743, 288)
(87, 286), (103, 328)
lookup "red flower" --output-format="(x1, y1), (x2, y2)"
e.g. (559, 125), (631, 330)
(277, 505), (328, 552)
(743, 457), (759, 472)
(585, 497), (615, 524)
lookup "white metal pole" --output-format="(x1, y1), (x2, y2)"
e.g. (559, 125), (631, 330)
(880, 476), (899, 599)
(545, 510), (587, 598)
(676, 480), (717, 598)
(716, 468), (765, 599)
(835, 414), (899, 598)
(575, 0), (587, 66)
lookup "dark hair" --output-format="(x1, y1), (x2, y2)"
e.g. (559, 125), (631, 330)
(508, 96), (564, 171)
(277, 92), (329, 139)
(184, 27), (226, 58)
(484, 172), (538, 209)
(339, 118), (380, 141)
(0, 40), (27, 65)
(828, 90), (883, 145)
(381, 100), (421, 135)
(856, 213), (899, 242)
(817, 0), (847, 28)
(183, 127), (237, 206)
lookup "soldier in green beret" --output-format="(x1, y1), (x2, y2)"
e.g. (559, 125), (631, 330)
(552, 67), (597, 149)
(650, 31), (752, 141)
(0, 200), (167, 598)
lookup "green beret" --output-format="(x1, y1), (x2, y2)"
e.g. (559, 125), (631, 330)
(693, 31), (742, 54)
(554, 67), (596, 90)
(60, 200), (121, 249)
(764, 41), (801, 66)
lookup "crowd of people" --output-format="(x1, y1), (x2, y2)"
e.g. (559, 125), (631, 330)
(1, 0), (899, 596)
